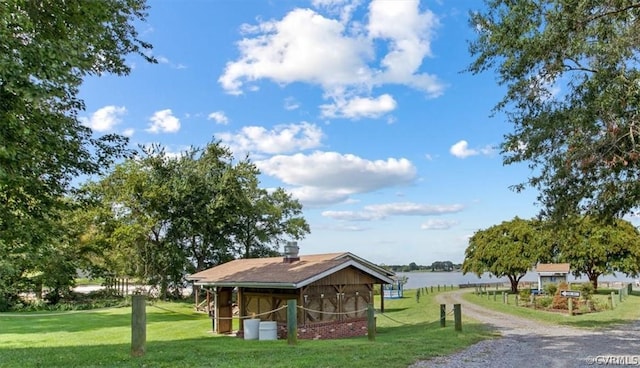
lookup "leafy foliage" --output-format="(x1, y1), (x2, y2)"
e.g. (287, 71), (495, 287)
(79, 142), (310, 298)
(0, 0), (153, 310)
(555, 216), (640, 289)
(468, 1), (640, 220)
(462, 217), (550, 293)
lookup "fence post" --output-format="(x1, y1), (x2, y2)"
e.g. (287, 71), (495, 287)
(440, 304), (446, 327)
(287, 299), (297, 345)
(568, 298), (573, 316)
(611, 291), (616, 309)
(367, 304), (375, 341)
(453, 304), (462, 331)
(131, 294), (146, 357)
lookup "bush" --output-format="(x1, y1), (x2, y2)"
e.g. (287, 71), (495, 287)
(538, 296), (553, 308)
(543, 283), (558, 296)
(552, 282), (570, 310)
(579, 283), (595, 300)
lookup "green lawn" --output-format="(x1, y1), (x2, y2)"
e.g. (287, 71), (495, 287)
(0, 290), (493, 368)
(463, 288), (640, 328)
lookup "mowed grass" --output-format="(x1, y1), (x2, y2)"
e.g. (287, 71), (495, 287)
(0, 290), (493, 368)
(462, 287), (640, 329)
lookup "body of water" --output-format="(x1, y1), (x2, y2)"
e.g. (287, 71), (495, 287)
(396, 271), (637, 290)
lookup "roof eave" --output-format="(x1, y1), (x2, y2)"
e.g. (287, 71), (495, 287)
(194, 281), (297, 289)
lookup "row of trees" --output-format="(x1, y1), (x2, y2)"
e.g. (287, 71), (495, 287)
(384, 261), (461, 273)
(462, 217), (640, 293)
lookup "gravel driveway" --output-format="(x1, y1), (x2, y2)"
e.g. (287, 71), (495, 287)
(410, 289), (640, 368)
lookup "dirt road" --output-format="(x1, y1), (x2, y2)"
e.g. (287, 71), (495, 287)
(410, 289), (640, 367)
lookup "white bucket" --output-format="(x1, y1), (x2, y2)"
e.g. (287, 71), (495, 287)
(244, 319), (260, 340)
(258, 321), (278, 340)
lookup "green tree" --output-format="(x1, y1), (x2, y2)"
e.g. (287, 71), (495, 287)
(468, 1), (640, 220)
(0, 0), (153, 309)
(462, 217), (549, 293)
(557, 216), (640, 290)
(81, 141), (310, 297)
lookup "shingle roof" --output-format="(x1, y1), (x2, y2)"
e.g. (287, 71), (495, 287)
(536, 263), (570, 273)
(187, 252), (395, 289)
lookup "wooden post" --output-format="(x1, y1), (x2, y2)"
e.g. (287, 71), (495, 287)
(367, 304), (375, 341)
(611, 291), (616, 309)
(131, 294), (146, 357)
(287, 299), (297, 345)
(453, 304), (462, 331)
(619, 289), (623, 303)
(493, 291), (496, 301)
(437, 285), (440, 292)
(515, 295), (519, 306)
(430, 286), (433, 293)
(568, 297), (573, 315)
(439, 304), (446, 327)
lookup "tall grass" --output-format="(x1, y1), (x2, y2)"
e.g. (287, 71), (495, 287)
(0, 289), (493, 368)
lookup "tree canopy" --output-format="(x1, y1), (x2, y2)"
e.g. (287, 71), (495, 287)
(79, 142), (310, 298)
(468, 1), (640, 220)
(0, 0), (153, 310)
(462, 217), (550, 293)
(556, 216), (640, 290)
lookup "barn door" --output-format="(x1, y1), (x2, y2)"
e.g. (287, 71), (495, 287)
(216, 287), (233, 334)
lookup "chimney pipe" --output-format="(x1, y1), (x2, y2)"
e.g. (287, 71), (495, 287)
(283, 241), (300, 263)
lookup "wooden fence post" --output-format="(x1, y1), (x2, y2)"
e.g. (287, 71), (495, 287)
(610, 291), (616, 309)
(440, 304), (446, 327)
(287, 299), (297, 345)
(453, 304), (462, 332)
(131, 294), (146, 357)
(367, 304), (375, 341)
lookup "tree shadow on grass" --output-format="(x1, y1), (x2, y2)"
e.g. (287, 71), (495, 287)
(0, 305), (206, 334)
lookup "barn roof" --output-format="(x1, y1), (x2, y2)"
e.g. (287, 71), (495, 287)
(535, 263), (570, 273)
(187, 252), (395, 289)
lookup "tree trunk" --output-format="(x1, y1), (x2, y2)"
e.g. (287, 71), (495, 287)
(588, 273), (599, 290)
(508, 275), (519, 293)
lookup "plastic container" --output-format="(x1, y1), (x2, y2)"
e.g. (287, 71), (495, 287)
(258, 321), (277, 340)
(244, 319), (260, 340)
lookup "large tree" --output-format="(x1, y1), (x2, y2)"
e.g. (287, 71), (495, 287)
(80, 142), (310, 297)
(462, 217), (550, 293)
(468, 1), (640, 220)
(0, 1), (153, 309)
(557, 216), (640, 290)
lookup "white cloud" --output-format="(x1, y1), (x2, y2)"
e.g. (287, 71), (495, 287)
(421, 219), (459, 230)
(320, 94), (397, 118)
(219, 1), (444, 106)
(216, 122), (324, 155)
(284, 97), (300, 110)
(256, 151), (417, 205)
(81, 105), (126, 132)
(208, 111), (230, 125)
(450, 140), (476, 158)
(122, 128), (135, 137)
(323, 202), (463, 221)
(449, 140), (495, 159)
(146, 109), (181, 133)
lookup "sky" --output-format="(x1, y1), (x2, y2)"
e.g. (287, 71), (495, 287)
(78, 0), (546, 266)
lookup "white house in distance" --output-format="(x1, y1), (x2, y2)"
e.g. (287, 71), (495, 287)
(536, 263), (570, 290)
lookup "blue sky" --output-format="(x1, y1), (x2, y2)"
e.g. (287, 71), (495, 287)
(78, 0), (545, 266)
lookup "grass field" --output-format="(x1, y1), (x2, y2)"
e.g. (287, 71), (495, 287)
(0, 289), (494, 368)
(462, 287), (640, 329)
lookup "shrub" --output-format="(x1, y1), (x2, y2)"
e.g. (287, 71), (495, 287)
(538, 296), (553, 308)
(543, 283), (558, 296)
(552, 281), (570, 310)
(579, 283), (595, 300)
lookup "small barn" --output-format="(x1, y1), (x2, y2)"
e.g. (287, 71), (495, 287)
(187, 242), (395, 340)
(536, 263), (570, 291)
